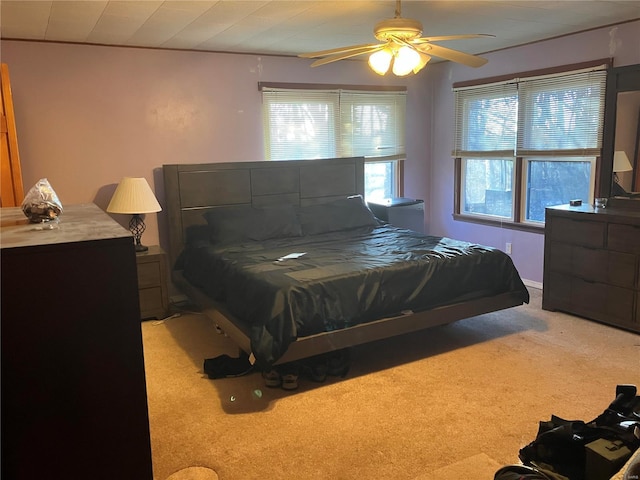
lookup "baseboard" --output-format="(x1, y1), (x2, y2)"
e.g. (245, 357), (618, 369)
(523, 279), (542, 290)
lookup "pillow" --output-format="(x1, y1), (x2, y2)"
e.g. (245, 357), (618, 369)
(297, 195), (379, 236)
(204, 204), (302, 244)
(184, 224), (211, 245)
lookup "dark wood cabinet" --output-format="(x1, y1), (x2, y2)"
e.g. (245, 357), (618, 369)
(1, 204), (153, 479)
(543, 203), (640, 333)
(136, 245), (169, 320)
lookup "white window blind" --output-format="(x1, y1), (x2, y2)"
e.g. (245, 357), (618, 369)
(453, 66), (607, 158)
(262, 89), (339, 160)
(339, 91), (406, 158)
(453, 83), (518, 158)
(517, 69), (607, 156)
(262, 88), (406, 161)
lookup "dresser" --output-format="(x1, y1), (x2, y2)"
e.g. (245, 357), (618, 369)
(542, 202), (640, 333)
(1, 204), (153, 479)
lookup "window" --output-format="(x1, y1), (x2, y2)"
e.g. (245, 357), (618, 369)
(261, 85), (406, 201)
(453, 64), (607, 225)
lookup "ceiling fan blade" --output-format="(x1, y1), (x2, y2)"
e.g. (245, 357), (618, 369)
(416, 43), (487, 68)
(413, 34), (495, 43)
(299, 43), (380, 59)
(309, 45), (385, 67)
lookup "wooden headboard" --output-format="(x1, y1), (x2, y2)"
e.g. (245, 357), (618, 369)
(162, 157), (365, 270)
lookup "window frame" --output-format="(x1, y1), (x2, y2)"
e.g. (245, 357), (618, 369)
(452, 59), (610, 232)
(259, 82), (407, 200)
(521, 155), (598, 225)
(460, 156), (516, 221)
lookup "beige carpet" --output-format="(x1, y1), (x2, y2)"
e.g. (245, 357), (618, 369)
(142, 288), (640, 480)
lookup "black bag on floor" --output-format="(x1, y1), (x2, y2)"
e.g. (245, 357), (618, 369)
(494, 464), (554, 479)
(517, 384), (640, 480)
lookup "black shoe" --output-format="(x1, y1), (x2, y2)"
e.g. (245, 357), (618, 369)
(204, 353), (253, 379)
(326, 349), (351, 377)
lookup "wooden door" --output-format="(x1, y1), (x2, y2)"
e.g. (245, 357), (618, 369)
(0, 63), (24, 207)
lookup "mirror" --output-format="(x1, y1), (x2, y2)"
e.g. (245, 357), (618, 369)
(612, 91), (640, 195)
(600, 63), (640, 200)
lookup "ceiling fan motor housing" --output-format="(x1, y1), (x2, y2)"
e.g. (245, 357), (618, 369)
(374, 18), (424, 41)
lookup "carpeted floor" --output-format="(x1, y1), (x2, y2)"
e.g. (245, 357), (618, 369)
(141, 287), (640, 480)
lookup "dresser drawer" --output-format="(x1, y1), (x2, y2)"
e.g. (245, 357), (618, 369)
(572, 247), (636, 288)
(571, 278), (635, 325)
(608, 223), (640, 254)
(546, 241), (572, 274)
(139, 286), (168, 319)
(548, 217), (605, 248)
(137, 261), (161, 288)
(544, 271), (572, 309)
(547, 244), (635, 288)
(544, 272), (635, 325)
(139, 286), (164, 314)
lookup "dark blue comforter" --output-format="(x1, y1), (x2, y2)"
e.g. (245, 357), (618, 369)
(181, 225), (529, 369)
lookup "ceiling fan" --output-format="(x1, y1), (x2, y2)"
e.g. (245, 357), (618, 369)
(298, 0), (493, 76)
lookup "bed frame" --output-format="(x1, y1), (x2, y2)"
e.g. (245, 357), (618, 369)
(163, 157), (527, 365)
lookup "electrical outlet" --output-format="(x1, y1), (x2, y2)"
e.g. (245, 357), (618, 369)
(506, 242), (512, 254)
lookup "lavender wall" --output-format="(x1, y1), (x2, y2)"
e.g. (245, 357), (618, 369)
(425, 20), (640, 286)
(2, 19), (639, 286)
(0, 41), (430, 253)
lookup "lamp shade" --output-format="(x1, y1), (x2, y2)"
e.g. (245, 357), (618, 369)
(392, 46), (420, 76)
(369, 48), (393, 75)
(613, 151), (633, 172)
(369, 45), (427, 76)
(107, 177), (161, 214)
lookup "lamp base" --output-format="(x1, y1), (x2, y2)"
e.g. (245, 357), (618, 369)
(129, 214), (149, 253)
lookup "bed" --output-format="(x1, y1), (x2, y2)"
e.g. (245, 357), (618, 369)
(163, 157), (530, 370)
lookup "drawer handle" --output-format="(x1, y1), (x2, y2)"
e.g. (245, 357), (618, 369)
(579, 277), (598, 284)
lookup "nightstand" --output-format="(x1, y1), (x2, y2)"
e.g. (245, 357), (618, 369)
(367, 198), (425, 233)
(135, 245), (169, 320)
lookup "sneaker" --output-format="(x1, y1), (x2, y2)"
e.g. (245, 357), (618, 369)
(278, 363), (300, 390)
(281, 373), (299, 390)
(327, 349), (351, 377)
(262, 369), (281, 388)
(301, 356), (328, 382)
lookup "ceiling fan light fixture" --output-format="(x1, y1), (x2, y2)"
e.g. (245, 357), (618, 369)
(413, 52), (431, 74)
(300, 0), (492, 74)
(392, 45), (420, 76)
(374, 17), (423, 42)
(369, 48), (393, 75)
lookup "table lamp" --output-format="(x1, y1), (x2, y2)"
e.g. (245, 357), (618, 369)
(107, 177), (161, 252)
(613, 150), (633, 179)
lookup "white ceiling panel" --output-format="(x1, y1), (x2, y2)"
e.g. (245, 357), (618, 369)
(45, 1), (108, 42)
(86, 1), (163, 44)
(124, 2), (216, 46)
(1, 0), (638, 61)
(1, 1), (53, 39)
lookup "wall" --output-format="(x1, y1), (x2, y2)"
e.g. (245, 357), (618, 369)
(426, 20), (640, 286)
(0, 40), (430, 253)
(3, 19), (639, 287)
